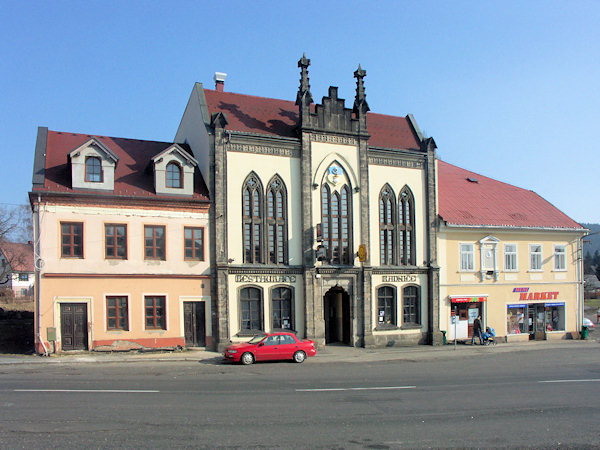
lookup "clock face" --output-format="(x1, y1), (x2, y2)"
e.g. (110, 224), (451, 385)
(327, 164), (343, 186)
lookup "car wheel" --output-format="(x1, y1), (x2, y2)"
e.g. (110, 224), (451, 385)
(293, 350), (306, 363)
(240, 352), (254, 365)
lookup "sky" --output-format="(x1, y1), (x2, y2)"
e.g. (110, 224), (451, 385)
(1, 1), (599, 223)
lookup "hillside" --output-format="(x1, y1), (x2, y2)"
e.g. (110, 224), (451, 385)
(581, 223), (600, 256)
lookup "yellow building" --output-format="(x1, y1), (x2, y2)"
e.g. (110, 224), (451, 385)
(437, 161), (586, 342)
(30, 129), (211, 353)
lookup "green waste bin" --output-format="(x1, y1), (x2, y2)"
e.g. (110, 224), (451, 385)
(581, 326), (589, 340)
(441, 330), (447, 345)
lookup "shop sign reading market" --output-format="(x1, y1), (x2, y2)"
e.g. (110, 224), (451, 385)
(513, 287), (559, 301)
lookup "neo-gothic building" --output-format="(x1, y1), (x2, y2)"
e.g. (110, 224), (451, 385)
(175, 56), (443, 351)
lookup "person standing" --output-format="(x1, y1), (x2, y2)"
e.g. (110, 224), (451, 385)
(472, 315), (483, 345)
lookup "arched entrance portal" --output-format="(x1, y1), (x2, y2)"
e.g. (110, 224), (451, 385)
(323, 287), (351, 345)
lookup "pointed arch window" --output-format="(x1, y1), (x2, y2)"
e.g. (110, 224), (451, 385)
(166, 162), (182, 188)
(266, 176), (288, 265)
(399, 187), (415, 265)
(320, 165), (352, 265)
(379, 185), (396, 265)
(242, 173), (263, 263)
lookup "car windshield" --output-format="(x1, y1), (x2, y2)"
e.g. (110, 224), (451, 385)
(248, 335), (266, 344)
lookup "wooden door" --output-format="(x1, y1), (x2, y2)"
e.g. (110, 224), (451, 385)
(184, 302), (206, 347)
(60, 303), (88, 350)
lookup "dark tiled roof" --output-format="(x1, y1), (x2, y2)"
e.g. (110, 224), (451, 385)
(203, 89), (421, 150)
(0, 241), (34, 272)
(438, 160), (583, 230)
(33, 131), (209, 201)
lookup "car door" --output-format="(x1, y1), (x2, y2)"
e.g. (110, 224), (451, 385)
(255, 335), (279, 361)
(277, 334), (298, 359)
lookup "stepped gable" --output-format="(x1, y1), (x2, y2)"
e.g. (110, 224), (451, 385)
(203, 89), (420, 150)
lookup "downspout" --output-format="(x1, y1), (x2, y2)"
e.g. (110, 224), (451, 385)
(34, 195), (48, 356)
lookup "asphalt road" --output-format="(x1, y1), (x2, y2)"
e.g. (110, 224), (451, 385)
(1, 345), (599, 448)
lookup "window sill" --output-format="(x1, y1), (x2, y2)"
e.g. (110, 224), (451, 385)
(552, 269), (567, 272)
(401, 323), (422, 330)
(374, 323), (399, 331)
(237, 329), (265, 337)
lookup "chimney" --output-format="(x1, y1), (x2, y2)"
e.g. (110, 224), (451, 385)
(214, 72), (227, 92)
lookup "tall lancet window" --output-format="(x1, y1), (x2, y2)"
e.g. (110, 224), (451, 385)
(320, 163), (353, 265)
(379, 185), (396, 265)
(242, 173), (263, 264)
(266, 176), (288, 265)
(398, 186), (415, 265)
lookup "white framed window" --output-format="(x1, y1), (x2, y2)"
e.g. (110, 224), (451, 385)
(529, 244), (543, 271)
(460, 243), (474, 271)
(504, 244), (518, 271)
(554, 245), (566, 271)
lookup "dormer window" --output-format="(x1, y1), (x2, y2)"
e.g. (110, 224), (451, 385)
(166, 162), (182, 188)
(151, 144), (198, 197)
(85, 156), (103, 182)
(69, 138), (118, 191)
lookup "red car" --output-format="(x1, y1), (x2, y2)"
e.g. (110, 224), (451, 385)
(223, 332), (317, 365)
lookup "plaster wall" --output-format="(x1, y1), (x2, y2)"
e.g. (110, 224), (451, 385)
(226, 151), (303, 265)
(227, 275), (305, 341)
(38, 204), (210, 275)
(439, 228), (583, 338)
(368, 164), (427, 267)
(37, 276), (211, 352)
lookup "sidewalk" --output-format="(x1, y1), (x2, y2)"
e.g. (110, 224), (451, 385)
(0, 338), (596, 366)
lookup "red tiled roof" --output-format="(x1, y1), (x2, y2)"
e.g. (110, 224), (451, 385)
(203, 89), (420, 150)
(438, 160), (583, 230)
(0, 241), (34, 272)
(34, 131), (209, 201)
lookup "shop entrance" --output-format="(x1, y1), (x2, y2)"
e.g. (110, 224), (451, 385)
(448, 295), (487, 342)
(324, 287), (350, 345)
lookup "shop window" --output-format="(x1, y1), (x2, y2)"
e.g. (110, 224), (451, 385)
(377, 286), (396, 326)
(460, 243), (474, 271)
(504, 244), (517, 271)
(402, 285), (420, 325)
(506, 305), (526, 334)
(529, 244), (543, 271)
(545, 304), (565, 331)
(554, 245), (566, 271)
(271, 286), (293, 330)
(240, 287), (262, 332)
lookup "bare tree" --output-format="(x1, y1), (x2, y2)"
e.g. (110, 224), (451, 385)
(0, 206), (33, 291)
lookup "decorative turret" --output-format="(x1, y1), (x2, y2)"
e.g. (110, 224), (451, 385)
(296, 53), (313, 126)
(353, 64), (369, 130)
